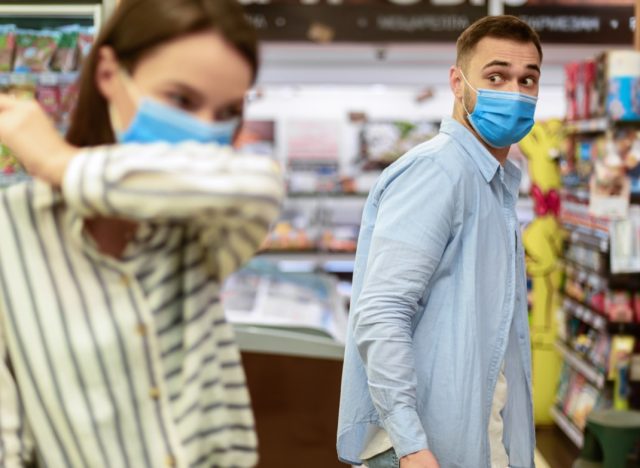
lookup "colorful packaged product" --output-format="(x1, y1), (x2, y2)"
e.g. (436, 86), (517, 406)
(0, 25), (16, 72)
(608, 335), (635, 380)
(51, 26), (79, 73)
(13, 29), (60, 73)
(605, 291), (634, 322)
(77, 28), (95, 63)
(565, 62), (579, 121)
(603, 50), (640, 121)
(36, 73), (61, 123)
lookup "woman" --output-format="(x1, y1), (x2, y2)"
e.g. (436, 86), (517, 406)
(0, 0), (283, 466)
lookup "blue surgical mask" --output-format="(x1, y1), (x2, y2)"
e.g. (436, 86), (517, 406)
(110, 71), (239, 146)
(460, 69), (537, 148)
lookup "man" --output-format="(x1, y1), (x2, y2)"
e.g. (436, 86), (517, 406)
(337, 15), (541, 468)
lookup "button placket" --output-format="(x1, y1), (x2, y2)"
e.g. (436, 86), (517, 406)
(125, 263), (187, 467)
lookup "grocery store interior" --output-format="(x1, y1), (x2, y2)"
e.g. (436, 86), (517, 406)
(4, 0), (640, 467)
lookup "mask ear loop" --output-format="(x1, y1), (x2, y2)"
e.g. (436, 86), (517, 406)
(108, 68), (141, 135)
(458, 68), (478, 118)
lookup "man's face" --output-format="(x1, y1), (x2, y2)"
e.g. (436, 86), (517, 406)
(459, 36), (541, 115)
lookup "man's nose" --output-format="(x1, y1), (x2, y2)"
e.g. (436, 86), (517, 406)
(505, 79), (520, 93)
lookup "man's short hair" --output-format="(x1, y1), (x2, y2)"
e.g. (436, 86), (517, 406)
(456, 15), (542, 69)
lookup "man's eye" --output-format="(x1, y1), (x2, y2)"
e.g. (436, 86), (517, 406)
(522, 77), (537, 87)
(489, 75), (504, 84)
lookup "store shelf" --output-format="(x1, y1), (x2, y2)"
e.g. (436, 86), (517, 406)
(562, 296), (607, 332)
(564, 260), (608, 291)
(565, 117), (608, 134)
(564, 224), (609, 253)
(233, 324), (344, 360)
(550, 406), (584, 448)
(555, 340), (606, 389)
(258, 251), (355, 262)
(288, 192), (368, 199)
(257, 251), (356, 273)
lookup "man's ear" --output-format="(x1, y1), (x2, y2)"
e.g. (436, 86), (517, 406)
(95, 46), (120, 100)
(449, 65), (463, 101)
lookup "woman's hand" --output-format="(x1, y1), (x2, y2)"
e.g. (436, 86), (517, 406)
(400, 450), (440, 468)
(0, 94), (77, 187)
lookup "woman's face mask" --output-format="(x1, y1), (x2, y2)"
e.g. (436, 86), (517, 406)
(459, 69), (537, 148)
(109, 70), (239, 146)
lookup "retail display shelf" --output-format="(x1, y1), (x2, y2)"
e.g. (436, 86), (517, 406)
(564, 224), (609, 253)
(555, 340), (606, 389)
(562, 296), (607, 332)
(565, 118), (608, 134)
(287, 192), (369, 199)
(563, 260), (608, 290)
(258, 251), (356, 262)
(550, 406), (584, 448)
(233, 324), (344, 361)
(564, 118), (640, 135)
(562, 187), (590, 204)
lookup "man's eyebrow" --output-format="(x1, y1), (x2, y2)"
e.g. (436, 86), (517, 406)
(526, 64), (541, 74)
(482, 60), (541, 75)
(482, 60), (510, 70)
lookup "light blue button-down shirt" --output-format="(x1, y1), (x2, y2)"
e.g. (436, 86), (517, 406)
(337, 118), (535, 468)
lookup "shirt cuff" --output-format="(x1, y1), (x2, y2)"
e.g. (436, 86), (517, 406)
(383, 406), (429, 459)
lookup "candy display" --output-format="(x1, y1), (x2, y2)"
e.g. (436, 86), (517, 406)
(13, 29), (61, 73)
(0, 25), (94, 178)
(0, 25), (16, 73)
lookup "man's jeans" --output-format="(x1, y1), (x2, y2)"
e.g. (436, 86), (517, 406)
(365, 449), (399, 468)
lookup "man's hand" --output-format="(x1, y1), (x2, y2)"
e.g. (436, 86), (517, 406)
(0, 94), (77, 186)
(399, 449), (440, 468)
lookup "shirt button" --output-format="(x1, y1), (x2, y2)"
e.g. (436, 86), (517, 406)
(149, 387), (160, 400)
(120, 274), (130, 287)
(165, 455), (176, 467)
(135, 323), (147, 336)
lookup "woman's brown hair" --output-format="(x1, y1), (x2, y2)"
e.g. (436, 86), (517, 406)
(65, 0), (258, 147)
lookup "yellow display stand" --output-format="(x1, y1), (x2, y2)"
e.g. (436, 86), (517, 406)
(518, 120), (565, 425)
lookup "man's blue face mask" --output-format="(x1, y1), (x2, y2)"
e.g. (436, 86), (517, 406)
(459, 69), (537, 148)
(110, 71), (239, 146)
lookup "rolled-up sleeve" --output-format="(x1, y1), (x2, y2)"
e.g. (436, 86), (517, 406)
(62, 142), (285, 280)
(352, 157), (457, 458)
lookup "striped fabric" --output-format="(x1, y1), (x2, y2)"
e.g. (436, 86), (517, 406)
(0, 143), (283, 468)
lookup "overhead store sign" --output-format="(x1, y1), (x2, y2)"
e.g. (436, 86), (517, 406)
(242, 0), (636, 44)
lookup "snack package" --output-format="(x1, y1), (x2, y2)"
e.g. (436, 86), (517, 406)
(36, 73), (61, 123)
(77, 27), (95, 63)
(605, 290), (634, 323)
(0, 25), (16, 72)
(58, 74), (80, 131)
(0, 145), (20, 175)
(604, 50), (640, 121)
(565, 62), (579, 121)
(51, 26), (79, 73)
(8, 73), (37, 100)
(13, 29), (61, 73)
(608, 335), (635, 380)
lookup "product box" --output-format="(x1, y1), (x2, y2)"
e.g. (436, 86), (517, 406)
(604, 50), (640, 121)
(605, 290), (634, 322)
(565, 62), (579, 121)
(584, 59), (599, 119)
